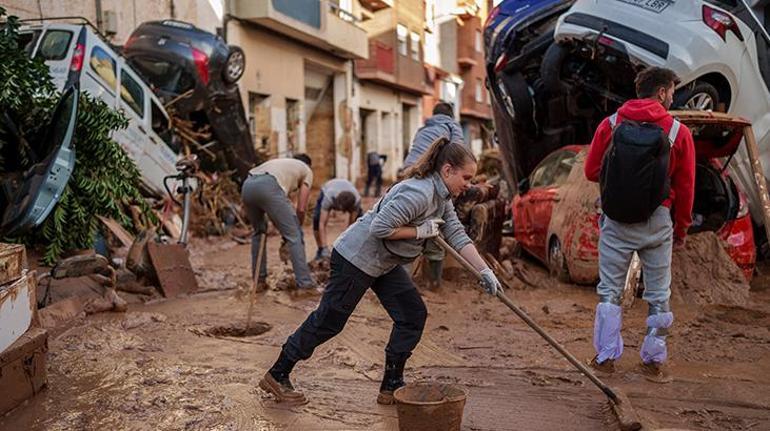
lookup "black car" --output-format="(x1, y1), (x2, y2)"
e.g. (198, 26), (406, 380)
(123, 20), (256, 180)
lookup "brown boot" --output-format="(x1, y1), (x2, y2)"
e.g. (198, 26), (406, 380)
(588, 356), (616, 374)
(289, 285), (323, 300)
(258, 372), (308, 405)
(640, 362), (673, 384)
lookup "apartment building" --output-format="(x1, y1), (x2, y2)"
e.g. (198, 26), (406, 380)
(4, 0), (222, 43)
(225, 0), (368, 184)
(423, 0), (494, 156)
(354, 0), (428, 181)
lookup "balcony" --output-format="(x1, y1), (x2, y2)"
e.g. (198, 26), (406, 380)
(355, 39), (430, 94)
(360, 0), (393, 12)
(229, 0), (368, 59)
(356, 40), (395, 77)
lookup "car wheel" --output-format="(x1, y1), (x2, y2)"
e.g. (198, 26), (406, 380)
(674, 81), (720, 111)
(223, 45), (245, 84)
(548, 236), (570, 283)
(540, 42), (570, 96)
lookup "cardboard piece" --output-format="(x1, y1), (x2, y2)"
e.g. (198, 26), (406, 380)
(0, 271), (36, 353)
(0, 327), (48, 415)
(147, 242), (198, 297)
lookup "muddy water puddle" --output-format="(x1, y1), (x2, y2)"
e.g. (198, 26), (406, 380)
(201, 322), (272, 338)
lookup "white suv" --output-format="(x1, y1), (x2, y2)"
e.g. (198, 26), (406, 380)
(20, 21), (181, 197)
(554, 0), (770, 221)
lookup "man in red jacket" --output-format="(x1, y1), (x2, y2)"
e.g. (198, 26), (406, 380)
(584, 67), (695, 382)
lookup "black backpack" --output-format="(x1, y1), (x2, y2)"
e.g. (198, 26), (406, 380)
(599, 113), (680, 223)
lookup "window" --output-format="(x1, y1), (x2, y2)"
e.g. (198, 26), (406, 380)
(37, 30), (72, 60)
(272, 0), (321, 28)
(120, 72), (144, 117)
(397, 24), (408, 56)
(530, 150), (577, 188)
(19, 30), (42, 56)
(129, 57), (195, 94)
(410, 31), (420, 61)
(150, 99), (174, 148)
(475, 29), (482, 53)
(551, 152), (578, 187)
(475, 79), (483, 103)
(89, 46), (117, 91)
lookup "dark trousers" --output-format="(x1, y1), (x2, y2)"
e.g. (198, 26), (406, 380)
(283, 250), (427, 363)
(365, 164), (382, 197)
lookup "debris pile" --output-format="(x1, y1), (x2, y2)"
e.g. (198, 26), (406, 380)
(268, 258), (331, 291)
(671, 231), (751, 306)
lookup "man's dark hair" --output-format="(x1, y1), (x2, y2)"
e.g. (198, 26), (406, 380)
(635, 67), (680, 98)
(294, 153), (312, 167)
(433, 102), (454, 117)
(334, 191), (358, 212)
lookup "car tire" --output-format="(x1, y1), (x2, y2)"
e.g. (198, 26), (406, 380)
(673, 81), (720, 111)
(496, 72), (533, 125)
(223, 45), (245, 84)
(548, 236), (570, 283)
(540, 42), (570, 96)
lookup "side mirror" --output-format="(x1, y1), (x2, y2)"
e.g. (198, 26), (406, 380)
(518, 178), (530, 195)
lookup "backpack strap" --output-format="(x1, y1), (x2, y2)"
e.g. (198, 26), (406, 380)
(667, 119), (681, 147)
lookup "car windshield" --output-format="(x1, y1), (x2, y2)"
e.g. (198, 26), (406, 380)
(130, 56), (195, 95)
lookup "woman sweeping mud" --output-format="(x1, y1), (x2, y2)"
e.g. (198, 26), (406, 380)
(259, 138), (502, 405)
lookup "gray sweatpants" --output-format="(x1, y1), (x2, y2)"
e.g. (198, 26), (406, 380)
(597, 205), (673, 308)
(241, 174), (314, 288)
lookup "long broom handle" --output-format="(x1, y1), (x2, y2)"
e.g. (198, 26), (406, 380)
(433, 236), (619, 403)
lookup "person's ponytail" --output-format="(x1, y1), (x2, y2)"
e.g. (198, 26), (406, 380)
(402, 137), (475, 179)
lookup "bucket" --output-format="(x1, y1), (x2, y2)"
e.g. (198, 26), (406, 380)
(393, 382), (467, 431)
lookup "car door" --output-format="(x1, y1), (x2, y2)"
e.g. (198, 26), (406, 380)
(116, 64), (150, 184)
(146, 96), (181, 194)
(530, 151), (576, 261)
(515, 150), (563, 258)
(1, 86), (79, 235)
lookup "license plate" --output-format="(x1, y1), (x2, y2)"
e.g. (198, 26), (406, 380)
(616, 0), (673, 13)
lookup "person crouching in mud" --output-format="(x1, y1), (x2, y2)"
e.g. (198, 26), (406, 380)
(259, 137), (502, 405)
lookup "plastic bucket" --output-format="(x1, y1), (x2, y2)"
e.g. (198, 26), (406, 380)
(393, 382), (467, 431)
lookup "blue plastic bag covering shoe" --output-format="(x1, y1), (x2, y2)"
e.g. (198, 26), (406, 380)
(593, 302), (624, 363)
(640, 312), (674, 364)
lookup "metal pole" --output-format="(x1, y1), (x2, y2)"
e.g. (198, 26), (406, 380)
(179, 176), (191, 245)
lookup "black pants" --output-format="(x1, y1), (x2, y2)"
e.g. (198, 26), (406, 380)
(283, 250), (427, 363)
(365, 164), (382, 197)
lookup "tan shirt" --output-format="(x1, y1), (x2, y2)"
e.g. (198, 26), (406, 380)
(249, 159), (313, 195)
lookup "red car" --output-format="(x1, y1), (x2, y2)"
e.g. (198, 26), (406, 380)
(512, 112), (756, 283)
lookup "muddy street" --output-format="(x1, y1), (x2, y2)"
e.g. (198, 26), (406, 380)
(2, 211), (770, 431)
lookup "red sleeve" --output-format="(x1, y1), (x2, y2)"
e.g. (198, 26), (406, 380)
(584, 117), (613, 182)
(671, 126), (696, 240)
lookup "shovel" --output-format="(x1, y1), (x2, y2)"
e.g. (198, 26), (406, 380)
(434, 236), (642, 431)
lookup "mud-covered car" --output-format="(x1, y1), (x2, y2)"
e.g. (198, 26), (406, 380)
(123, 20), (256, 181)
(512, 112), (756, 284)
